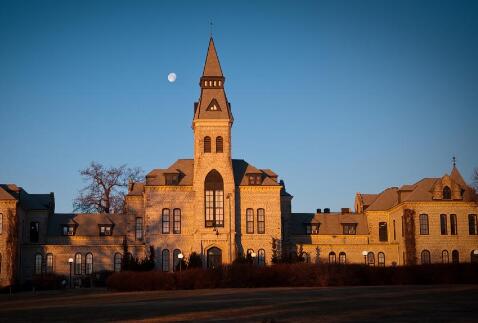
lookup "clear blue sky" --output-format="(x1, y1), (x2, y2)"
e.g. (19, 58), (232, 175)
(1, 0), (477, 213)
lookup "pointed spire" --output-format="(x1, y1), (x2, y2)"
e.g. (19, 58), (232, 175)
(450, 157), (467, 188)
(202, 37), (223, 77)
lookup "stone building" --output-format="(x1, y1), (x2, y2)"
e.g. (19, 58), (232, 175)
(1, 38), (478, 288)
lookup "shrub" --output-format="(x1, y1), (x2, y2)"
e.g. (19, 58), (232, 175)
(106, 263), (478, 291)
(31, 273), (68, 290)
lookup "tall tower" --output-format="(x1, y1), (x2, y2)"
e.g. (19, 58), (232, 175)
(192, 38), (236, 264)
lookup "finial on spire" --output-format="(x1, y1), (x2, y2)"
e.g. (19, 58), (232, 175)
(452, 156), (456, 167)
(209, 19), (214, 37)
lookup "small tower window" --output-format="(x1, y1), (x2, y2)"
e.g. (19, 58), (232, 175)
(204, 136), (211, 153)
(213, 81), (217, 86)
(216, 136), (223, 153)
(443, 186), (451, 200)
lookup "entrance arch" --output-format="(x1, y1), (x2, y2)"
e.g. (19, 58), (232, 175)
(207, 247), (222, 269)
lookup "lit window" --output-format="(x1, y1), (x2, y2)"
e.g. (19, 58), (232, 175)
(173, 249), (182, 272)
(442, 250), (449, 263)
(74, 253), (82, 275)
(46, 253), (53, 273)
(62, 225), (75, 236)
(328, 252), (336, 264)
(162, 249), (170, 272)
(378, 252), (385, 266)
(99, 225), (112, 236)
(339, 252), (346, 264)
(135, 217), (143, 240)
(367, 252), (375, 266)
(86, 253), (93, 275)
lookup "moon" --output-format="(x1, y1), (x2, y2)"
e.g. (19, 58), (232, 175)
(168, 73), (177, 83)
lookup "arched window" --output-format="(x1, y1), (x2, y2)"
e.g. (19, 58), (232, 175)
(339, 252), (346, 264)
(328, 252), (336, 264)
(246, 209), (254, 233)
(419, 214), (429, 235)
(34, 254), (42, 275)
(442, 250), (449, 264)
(162, 209), (170, 234)
(204, 136), (211, 153)
(246, 249), (254, 259)
(207, 247), (222, 269)
(257, 208), (265, 234)
(421, 250), (431, 264)
(114, 253), (122, 272)
(443, 186), (451, 200)
(30, 222), (40, 243)
(173, 249), (181, 272)
(162, 249), (170, 272)
(471, 250), (478, 263)
(378, 252), (385, 266)
(173, 209), (181, 234)
(216, 136), (223, 153)
(258, 249), (265, 266)
(367, 252), (375, 266)
(85, 253), (93, 275)
(452, 250), (459, 264)
(46, 253), (53, 273)
(204, 170), (224, 227)
(74, 253), (82, 275)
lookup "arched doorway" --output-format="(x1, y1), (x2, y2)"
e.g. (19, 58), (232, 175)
(207, 247), (222, 269)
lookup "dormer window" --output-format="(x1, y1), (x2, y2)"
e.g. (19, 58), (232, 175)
(206, 99), (221, 111)
(248, 174), (261, 185)
(443, 186), (451, 200)
(99, 225), (113, 236)
(342, 223), (357, 235)
(165, 174), (179, 185)
(62, 225), (75, 236)
(306, 223), (320, 235)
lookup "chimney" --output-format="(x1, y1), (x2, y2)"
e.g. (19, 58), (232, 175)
(128, 179), (134, 192)
(341, 208), (350, 214)
(324, 208), (330, 213)
(316, 208), (321, 214)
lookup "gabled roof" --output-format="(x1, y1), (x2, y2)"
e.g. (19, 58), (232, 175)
(232, 159), (280, 186)
(451, 165), (467, 188)
(0, 186), (16, 200)
(127, 182), (144, 196)
(146, 159), (194, 186)
(47, 213), (131, 237)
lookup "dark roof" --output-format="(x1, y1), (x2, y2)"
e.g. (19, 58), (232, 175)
(20, 191), (54, 211)
(127, 182), (144, 196)
(202, 37), (223, 77)
(0, 186), (16, 200)
(47, 213), (132, 237)
(289, 212), (368, 235)
(144, 159), (280, 187)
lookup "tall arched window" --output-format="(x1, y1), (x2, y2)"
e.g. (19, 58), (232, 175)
(86, 253), (93, 275)
(421, 250), (431, 264)
(216, 136), (223, 153)
(162, 209), (170, 234)
(258, 249), (265, 266)
(114, 253), (122, 272)
(204, 136), (211, 153)
(367, 252), (375, 266)
(443, 186), (451, 199)
(419, 214), (429, 235)
(442, 250), (449, 264)
(34, 254), (42, 275)
(162, 249), (170, 272)
(257, 208), (265, 234)
(440, 214), (447, 235)
(378, 252), (385, 266)
(46, 253), (53, 273)
(450, 214), (457, 235)
(328, 252), (336, 264)
(173, 209), (181, 234)
(173, 249), (181, 272)
(204, 170), (224, 227)
(452, 250), (459, 264)
(74, 253), (82, 275)
(246, 208), (254, 233)
(339, 252), (346, 264)
(207, 247), (222, 269)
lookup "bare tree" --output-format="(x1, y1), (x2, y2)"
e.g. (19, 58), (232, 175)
(73, 161), (143, 214)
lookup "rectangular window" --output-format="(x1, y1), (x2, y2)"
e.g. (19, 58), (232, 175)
(306, 224), (320, 235)
(342, 224), (357, 235)
(30, 222), (39, 242)
(46, 254), (53, 273)
(162, 209), (170, 234)
(419, 214), (429, 235)
(393, 220), (396, 240)
(135, 217), (143, 240)
(401, 216), (404, 237)
(469, 214), (477, 235)
(62, 225), (75, 236)
(450, 214), (457, 235)
(440, 214), (447, 235)
(246, 209), (254, 233)
(257, 208), (265, 234)
(0, 213), (2, 234)
(205, 190), (214, 227)
(379, 222), (388, 242)
(173, 209), (181, 234)
(214, 190), (224, 226)
(165, 174), (179, 185)
(99, 225), (112, 236)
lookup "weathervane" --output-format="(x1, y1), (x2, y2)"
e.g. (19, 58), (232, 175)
(452, 156), (456, 167)
(210, 19), (214, 37)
